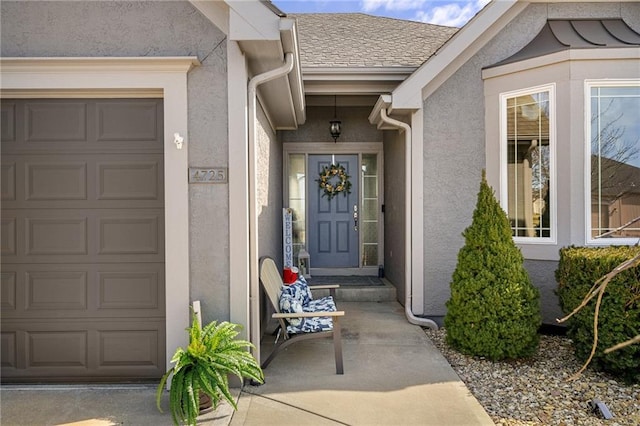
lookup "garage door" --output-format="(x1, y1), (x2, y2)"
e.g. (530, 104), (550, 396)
(1, 99), (165, 382)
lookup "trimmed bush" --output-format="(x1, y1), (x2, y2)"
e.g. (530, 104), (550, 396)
(556, 246), (640, 383)
(445, 171), (541, 360)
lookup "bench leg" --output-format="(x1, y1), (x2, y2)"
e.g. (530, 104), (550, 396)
(260, 336), (299, 369)
(261, 331), (336, 370)
(333, 317), (344, 374)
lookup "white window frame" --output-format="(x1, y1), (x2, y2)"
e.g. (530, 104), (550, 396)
(499, 83), (557, 244)
(584, 79), (640, 246)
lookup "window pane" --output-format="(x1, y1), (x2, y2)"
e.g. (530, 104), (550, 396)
(361, 154), (378, 266)
(362, 221), (377, 244)
(362, 245), (377, 267)
(363, 176), (378, 199)
(593, 86), (640, 97)
(288, 154), (306, 251)
(505, 90), (551, 238)
(590, 85), (640, 239)
(362, 199), (378, 221)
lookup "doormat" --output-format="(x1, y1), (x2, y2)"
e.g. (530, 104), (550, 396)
(307, 276), (384, 287)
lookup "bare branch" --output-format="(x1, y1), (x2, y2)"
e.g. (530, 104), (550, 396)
(556, 277), (605, 324)
(557, 250), (640, 380)
(557, 253), (640, 324)
(605, 334), (640, 354)
(568, 284), (606, 381)
(595, 216), (640, 239)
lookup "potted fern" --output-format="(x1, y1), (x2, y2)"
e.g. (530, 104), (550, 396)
(156, 308), (264, 426)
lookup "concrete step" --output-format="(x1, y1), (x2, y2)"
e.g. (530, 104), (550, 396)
(311, 278), (397, 302)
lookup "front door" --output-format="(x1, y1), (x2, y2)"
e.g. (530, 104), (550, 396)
(308, 154), (359, 268)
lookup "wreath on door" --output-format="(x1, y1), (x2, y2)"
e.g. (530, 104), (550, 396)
(316, 163), (352, 200)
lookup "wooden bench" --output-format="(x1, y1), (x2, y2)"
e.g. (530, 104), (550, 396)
(259, 257), (345, 374)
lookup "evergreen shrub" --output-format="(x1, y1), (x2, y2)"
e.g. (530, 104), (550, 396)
(444, 171), (541, 360)
(556, 246), (640, 383)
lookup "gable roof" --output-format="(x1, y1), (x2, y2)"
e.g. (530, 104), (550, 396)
(388, 0), (640, 112)
(491, 19), (640, 67)
(292, 13), (458, 68)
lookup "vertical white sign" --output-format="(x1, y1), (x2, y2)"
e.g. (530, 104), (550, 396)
(283, 208), (293, 268)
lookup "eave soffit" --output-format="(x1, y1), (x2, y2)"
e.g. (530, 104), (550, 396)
(190, 0), (305, 128)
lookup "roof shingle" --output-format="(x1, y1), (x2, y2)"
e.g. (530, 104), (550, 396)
(292, 13), (458, 68)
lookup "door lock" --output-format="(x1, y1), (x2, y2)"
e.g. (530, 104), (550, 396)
(353, 205), (358, 231)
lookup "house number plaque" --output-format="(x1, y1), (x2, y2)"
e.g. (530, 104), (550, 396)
(188, 167), (228, 183)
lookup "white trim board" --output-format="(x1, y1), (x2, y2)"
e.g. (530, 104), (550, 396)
(0, 56), (198, 376)
(498, 83), (558, 245)
(391, 0), (525, 110)
(583, 79), (640, 247)
(283, 142), (385, 272)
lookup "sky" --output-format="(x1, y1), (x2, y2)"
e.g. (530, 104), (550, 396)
(271, 0), (492, 28)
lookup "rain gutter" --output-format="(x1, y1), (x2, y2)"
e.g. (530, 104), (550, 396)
(247, 52), (295, 360)
(378, 108), (438, 330)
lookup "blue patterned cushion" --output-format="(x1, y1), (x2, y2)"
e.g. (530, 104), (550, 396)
(304, 296), (336, 313)
(280, 277), (312, 305)
(279, 293), (304, 328)
(279, 282), (337, 334)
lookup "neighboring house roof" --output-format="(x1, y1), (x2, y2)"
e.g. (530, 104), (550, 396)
(506, 94), (550, 142)
(292, 13), (458, 68)
(595, 156), (640, 199)
(491, 19), (640, 67)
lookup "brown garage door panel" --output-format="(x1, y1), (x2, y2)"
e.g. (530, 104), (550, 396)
(2, 153), (164, 209)
(1, 215), (17, 256)
(1, 263), (165, 319)
(1, 319), (166, 382)
(1, 98), (165, 383)
(1, 101), (17, 142)
(3, 209), (164, 264)
(1, 99), (164, 154)
(1, 161), (16, 201)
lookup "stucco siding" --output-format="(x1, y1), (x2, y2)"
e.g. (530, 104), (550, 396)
(281, 106), (382, 143)
(524, 260), (562, 323)
(257, 102), (283, 265)
(422, 53), (490, 318)
(383, 130), (406, 303)
(421, 2), (640, 323)
(256, 102), (282, 334)
(1, 1), (223, 58)
(1, 0), (231, 323)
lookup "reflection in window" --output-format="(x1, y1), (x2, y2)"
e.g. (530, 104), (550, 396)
(505, 88), (553, 238)
(288, 154), (306, 258)
(590, 84), (640, 240)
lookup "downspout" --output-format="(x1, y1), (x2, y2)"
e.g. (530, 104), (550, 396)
(248, 52), (295, 361)
(379, 108), (438, 330)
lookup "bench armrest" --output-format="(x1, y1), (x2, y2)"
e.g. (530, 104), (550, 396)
(273, 311), (345, 319)
(309, 284), (339, 298)
(309, 284), (340, 290)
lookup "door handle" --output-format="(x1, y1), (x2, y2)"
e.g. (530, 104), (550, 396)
(353, 205), (358, 231)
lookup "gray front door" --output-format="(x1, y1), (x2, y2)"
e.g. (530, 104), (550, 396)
(308, 154), (359, 268)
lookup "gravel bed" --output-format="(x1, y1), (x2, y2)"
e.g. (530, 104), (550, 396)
(423, 328), (640, 426)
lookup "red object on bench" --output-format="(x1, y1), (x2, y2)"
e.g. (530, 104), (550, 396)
(283, 267), (298, 285)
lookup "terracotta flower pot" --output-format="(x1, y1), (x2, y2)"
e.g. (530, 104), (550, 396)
(199, 391), (213, 413)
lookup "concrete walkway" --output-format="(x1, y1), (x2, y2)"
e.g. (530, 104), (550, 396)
(1, 302), (493, 426)
(233, 301), (492, 425)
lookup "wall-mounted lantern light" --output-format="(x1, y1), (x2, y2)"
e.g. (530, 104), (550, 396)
(329, 95), (341, 143)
